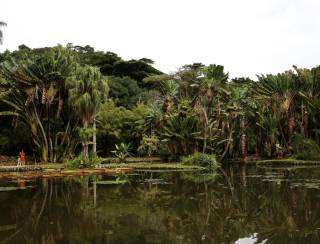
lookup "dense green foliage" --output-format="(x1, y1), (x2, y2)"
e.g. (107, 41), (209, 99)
(1, 44), (320, 163)
(0, 45), (160, 162)
(67, 152), (103, 169)
(96, 101), (148, 155)
(182, 153), (219, 169)
(293, 134), (320, 160)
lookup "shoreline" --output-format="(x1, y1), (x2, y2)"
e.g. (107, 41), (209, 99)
(0, 160), (203, 180)
(1, 156), (320, 180)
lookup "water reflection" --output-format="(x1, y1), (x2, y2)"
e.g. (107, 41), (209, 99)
(0, 166), (320, 243)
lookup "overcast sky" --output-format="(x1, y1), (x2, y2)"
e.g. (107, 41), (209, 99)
(1, 0), (320, 79)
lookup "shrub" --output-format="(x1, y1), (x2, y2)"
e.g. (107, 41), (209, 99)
(158, 142), (177, 162)
(67, 153), (103, 169)
(182, 153), (220, 169)
(138, 135), (159, 157)
(111, 143), (131, 163)
(293, 134), (320, 160)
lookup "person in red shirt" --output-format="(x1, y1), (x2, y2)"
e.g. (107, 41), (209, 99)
(19, 150), (26, 166)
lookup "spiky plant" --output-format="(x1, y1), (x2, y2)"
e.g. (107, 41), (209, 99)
(0, 46), (78, 162)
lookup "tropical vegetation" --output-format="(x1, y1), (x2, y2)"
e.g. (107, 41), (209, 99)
(1, 44), (320, 165)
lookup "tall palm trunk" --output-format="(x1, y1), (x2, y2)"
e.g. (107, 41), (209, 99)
(301, 103), (305, 136)
(304, 112), (309, 137)
(47, 103), (54, 163)
(300, 103), (309, 137)
(202, 125), (208, 153)
(93, 117), (97, 156)
(83, 119), (89, 160)
(32, 102), (49, 162)
(240, 116), (246, 159)
(288, 114), (295, 150)
(220, 123), (233, 162)
(202, 108), (209, 153)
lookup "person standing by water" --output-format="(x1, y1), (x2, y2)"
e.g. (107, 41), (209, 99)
(17, 150), (26, 166)
(20, 150), (26, 165)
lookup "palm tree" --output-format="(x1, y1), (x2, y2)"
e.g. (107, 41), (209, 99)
(160, 79), (178, 113)
(0, 21), (7, 44)
(227, 84), (251, 159)
(196, 64), (228, 153)
(294, 65), (320, 137)
(68, 65), (108, 159)
(161, 113), (199, 156)
(0, 46), (78, 162)
(256, 72), (298, 152)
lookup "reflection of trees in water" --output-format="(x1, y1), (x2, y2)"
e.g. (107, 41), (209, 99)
(0, 177), (99, 243)
(1, 169), (320, 243)
(224, 165), (320, 244)
(111, 168), (320, 244)
(253, 183), (320, 244)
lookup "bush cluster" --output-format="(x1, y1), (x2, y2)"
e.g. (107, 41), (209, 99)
(182, 153), (220, 169)
(293, 134), (320, 160)
(67, 153), (103, 169)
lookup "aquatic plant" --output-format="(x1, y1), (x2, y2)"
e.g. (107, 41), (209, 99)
(138, 134), (159, 157)
(182, 152), (220, 170)
(67, 152), (103, 169)
(111, 143), (132, 163)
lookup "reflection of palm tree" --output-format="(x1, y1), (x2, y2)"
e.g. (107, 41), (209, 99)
(0, 21), (7, 44)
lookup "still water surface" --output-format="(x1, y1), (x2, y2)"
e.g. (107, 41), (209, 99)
(0, 165), (320, 244)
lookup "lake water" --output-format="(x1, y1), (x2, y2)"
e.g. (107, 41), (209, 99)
(1, 165), (320, 244)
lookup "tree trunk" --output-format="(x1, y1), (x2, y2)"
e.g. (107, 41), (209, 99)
(220, 124), (233, 162)
(83, 120), (89, 160)
(202, 108), (209, 153)
(288, 114), (295, 150)
(47, 103), (54, 163)
(304, 112), (309, 138)
(240, 116), (247, 159)
(301, 103), (305, 136)
(93, 117), (97, 156)
(32, 102), (49, 162)
(202, 125), (208, 153)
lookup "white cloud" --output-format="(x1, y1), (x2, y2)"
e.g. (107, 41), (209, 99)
(1, 0), (320, 79)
